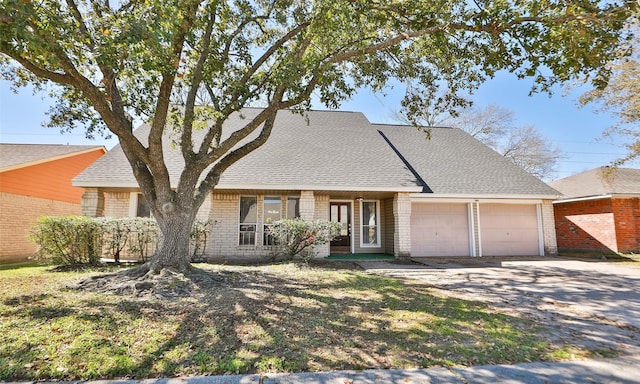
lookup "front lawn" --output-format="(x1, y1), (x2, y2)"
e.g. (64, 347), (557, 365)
(0, 262), (596, 380)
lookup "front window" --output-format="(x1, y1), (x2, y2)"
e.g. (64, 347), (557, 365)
(263, 196), (281, 245)
(136, 193), (151, 217)
(239, 196), (257, 245)
(361, 200), (380, 247)
(286, 197), (300, 219)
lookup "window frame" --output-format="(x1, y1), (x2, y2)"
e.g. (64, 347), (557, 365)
(129, 192), (152, 217)
(286, 196), (300, 219)
(360, 200), (381, 248)
(263, 195), (282, 246)
(238, 196), (258, 246)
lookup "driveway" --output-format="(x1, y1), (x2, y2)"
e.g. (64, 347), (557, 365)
(356, 257), (640, 356)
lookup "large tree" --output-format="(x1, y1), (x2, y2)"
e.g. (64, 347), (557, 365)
(0, 0), (636, 277)
(578, 21), (640, 165)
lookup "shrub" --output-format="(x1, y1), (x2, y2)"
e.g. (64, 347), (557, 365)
(30, 216), (211, 266)
(190, 219), (213, 262)
(124, 218), (159, 263)
(268, 218), (342, 262)
(30, 216), (103, 266)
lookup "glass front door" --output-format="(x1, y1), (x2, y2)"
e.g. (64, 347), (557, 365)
(330, 202), (351, 253)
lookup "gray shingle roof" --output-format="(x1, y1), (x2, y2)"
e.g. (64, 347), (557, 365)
(376, 124), (560, 196)
(549, 167), (640, 199)
(74, 108), (558, 197)
(0, 143), (105, 171)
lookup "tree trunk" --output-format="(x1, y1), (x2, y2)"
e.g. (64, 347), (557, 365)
(145, 208), (197, 275)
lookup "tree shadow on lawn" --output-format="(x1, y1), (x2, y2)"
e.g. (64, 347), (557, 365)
(0, 263), (583, 380)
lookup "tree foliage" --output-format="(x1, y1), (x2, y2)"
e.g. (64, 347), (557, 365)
(1, 0), (636, 274)
(445, 105), (562, 179)
(578, 20), (640, 165)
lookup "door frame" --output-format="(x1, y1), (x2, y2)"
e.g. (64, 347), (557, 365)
(330, 200), (354, 254)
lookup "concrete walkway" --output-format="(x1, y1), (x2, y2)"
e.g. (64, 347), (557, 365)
(76, 354), (640, 383)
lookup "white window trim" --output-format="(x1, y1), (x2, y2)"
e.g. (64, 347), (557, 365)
(238, 195), (258, 247)
(263, 196), (282, 246)
(360, 200), (381, 248)
(128, 192), (138, 217)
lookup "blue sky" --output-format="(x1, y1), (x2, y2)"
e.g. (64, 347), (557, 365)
(1, 73), (637, 181)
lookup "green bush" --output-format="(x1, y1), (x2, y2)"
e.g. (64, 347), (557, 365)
(30, 216), (103, 266)
(268, 218), (342, 262)
(30, 216), (211, 266)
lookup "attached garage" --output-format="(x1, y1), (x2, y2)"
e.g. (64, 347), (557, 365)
(411, 203), (471, 256)
(480, 203), (541, 256)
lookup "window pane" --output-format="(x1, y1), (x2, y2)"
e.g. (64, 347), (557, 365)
(239, 197), (257, 245)
(136, 193), (151, 217)
(263, 196), (281, 246)
(264, 196), (281, 223)
(286, 197), (300, 219)
(362, 201), (378, 245)
(240, 197), (257, 223)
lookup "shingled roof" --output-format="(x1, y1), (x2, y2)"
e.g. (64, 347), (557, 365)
(0, 143), (105, 172)
(376, 124), (559, 196)
(74, 108), (558, 197)
(549, 167), (640, 199)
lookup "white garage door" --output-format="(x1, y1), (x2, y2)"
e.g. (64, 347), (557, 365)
(480, 204), (540, 256)
(411, 203), (470, 256)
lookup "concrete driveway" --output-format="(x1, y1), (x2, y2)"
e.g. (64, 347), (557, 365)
(356, 257), (640, 355)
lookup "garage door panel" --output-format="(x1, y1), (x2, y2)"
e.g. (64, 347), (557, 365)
(411, 203), (470, 257)
(480, 204), (539, 256)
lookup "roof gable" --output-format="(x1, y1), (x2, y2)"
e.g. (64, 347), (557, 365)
(549, 167), (640, 198)
(0, 143), (106, 172)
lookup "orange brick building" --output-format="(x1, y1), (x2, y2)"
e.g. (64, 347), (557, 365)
(550, 167), (640, 254)
(0, 144), (106, 264)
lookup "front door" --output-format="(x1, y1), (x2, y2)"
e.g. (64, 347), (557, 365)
(330, 202), (351, 253)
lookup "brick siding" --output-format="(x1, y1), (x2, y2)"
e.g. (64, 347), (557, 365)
(553, 197), (639, 253)
(541, 200), (558, 255)
(0, 192), (81, 263)
(611, 197), (640, 253)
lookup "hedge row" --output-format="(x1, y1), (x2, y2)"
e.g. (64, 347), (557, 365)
(30, 216), (212, 266)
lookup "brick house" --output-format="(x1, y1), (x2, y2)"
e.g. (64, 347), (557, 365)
(73, 109), (559, 260)
(550, 167), (640, 254)
(0, 144), (106, 263)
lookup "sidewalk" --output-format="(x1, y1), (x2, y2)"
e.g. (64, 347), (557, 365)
(78, 354), (640, 384)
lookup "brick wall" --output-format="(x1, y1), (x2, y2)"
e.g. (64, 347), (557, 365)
(0, 192), (81, 263)
(541, 200), (558, 255)
(553, 198), (618, 253)
(612, 197), (640, 253)
(393, 193), (411, 258)
(383, 197), (395, 255)
(314, 194), (330, 257)
(104, 192), (131, 217)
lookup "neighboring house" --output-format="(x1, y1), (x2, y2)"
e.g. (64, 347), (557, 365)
(73, 109), (559, 260)
(550, 167), (640, 254)
(0, 143), (106, 264)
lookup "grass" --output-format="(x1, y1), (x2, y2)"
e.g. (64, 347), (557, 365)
(0, 262), (600, 380)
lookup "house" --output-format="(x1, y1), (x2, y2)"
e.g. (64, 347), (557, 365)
(73, 109), (559, 260)
(550, 167), (640, 254)
(0, 143), (106, 263)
